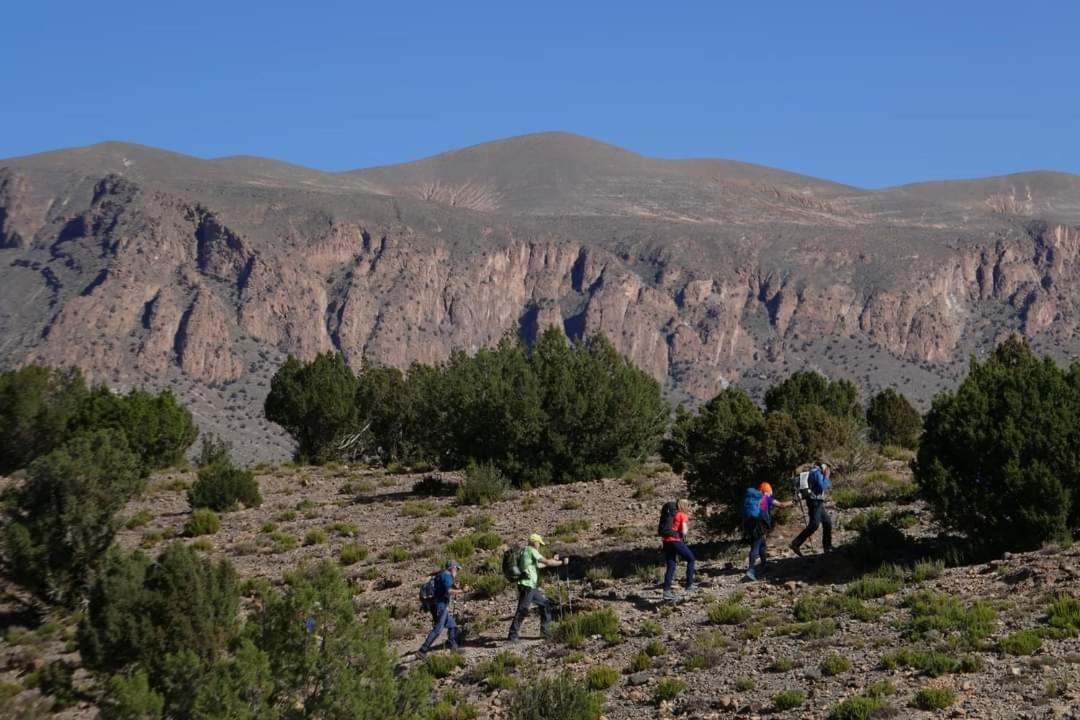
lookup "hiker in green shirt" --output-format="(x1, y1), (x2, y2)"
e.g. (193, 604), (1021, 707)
(507, 533), (567, 642)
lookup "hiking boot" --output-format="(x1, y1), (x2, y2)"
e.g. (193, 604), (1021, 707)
(662, 590), (675, 601)
(416, 646), (430, 658)
(685, 584), (700, 594)
(744, 568), (757, 582)
(789, 542), (804, 558)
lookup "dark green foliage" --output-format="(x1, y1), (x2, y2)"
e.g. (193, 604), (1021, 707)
(773, 689), (805, 711)
(38, 659), (77, 708)
(264, 352), (359, 464)
(1047, 594), (1080, 636)
(355, 366), (421, 465)
(552, 609), (621, 648)
(456, 462), (509, 506)
(79, 545), (239, 693)
(100, 671), (164, 720)
(508, 676), (603, 720)
(187, 463), (261, 512)
(820, 653), (851, 676)
(827, 694), (890, 720)
(189, 639), (274, 720)
(584, 665), (619, 691)
(195, 434), (232, 468)
(72, 386), (197, 473)
(0, 366), (87, 474)
(765, 370), (861, 421)
(424, 651), (466, 679)
(652, 677), (686, 704)
(866, 388), (922, 448)
(4, 430), (143, 605)
(916, 337), (1080, 550)
(184, 509), (221, 537)
(913, 686), (956, 710)
(999, 629), (1042, 655)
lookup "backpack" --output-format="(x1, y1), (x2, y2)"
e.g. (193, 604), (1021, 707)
(796, 470), (812, 500)
(657, 501), (679, 538)
(501, 546), (526, 583)
(419, 572), (439, 610)
(742, 487), (764, 521)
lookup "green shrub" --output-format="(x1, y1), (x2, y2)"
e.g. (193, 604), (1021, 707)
(735, 676), (756, 691)
(774, 689), (806, 711)
(464, 513), (495, 531)
(37, 659), (77, 709)
(652, 677), (686, 705)
(188, 462), (261, 512)
(864, 679), (895, 697)
(507, 675), (602, 720)
(424, 651), (465, 678)
(125, 510), (153, 529)
(708, 593), (751, 625)
(643, 640), (667, 657)
(387, 546), (410, 562)
(190, 537), (213, 552)
(467, 651), (522, 691)
(470, 532), (501, 551)
(446, 536), (476, 560)
(827, 694), (890, 720)
(627, 651), (653, 673)
(470, 573), (510, 599)
(999, 629), (1042, 656)
(913, 686), (956, 710)
(185, 508), (221, 536)
(274, 510), (297, 522)
(907, 590), (997, 648)
(1047, 595), (1080, 636)
(846, 575), (901, 600)
(0, 365), (87, 474)
(456, 462), (509, 506)
(639, 619), (662, 638)
(304, 529), (328, 546)
(4, 429), (143, 606)
(866, 388), (922, 449)
(328, 521), (358, 537)
(339, 543), (369, 566)
(913, 559), (945, 582)
(777, 620), (836, 639)
(265, 352), (359, 464)
(820, 653), (852, 676)
(553, 609), (620, 648)
(881, 444), (913, 461)
(101, 670), (164, 720)
(585, 665), (619, 691)
(880, 647), (961, 677)
(402, 500), (435, 518)
(915, 338), (1080, 550)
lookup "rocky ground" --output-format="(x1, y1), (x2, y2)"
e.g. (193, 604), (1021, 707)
(2, 460), (1079, 719)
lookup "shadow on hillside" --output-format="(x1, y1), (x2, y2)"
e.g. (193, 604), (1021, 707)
(351, 490), (416, 505)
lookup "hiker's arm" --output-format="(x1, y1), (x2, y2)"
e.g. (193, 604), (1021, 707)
(539, 555), (568, 568)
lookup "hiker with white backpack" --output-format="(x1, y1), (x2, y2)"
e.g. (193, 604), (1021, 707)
(790, 461), (834, 556)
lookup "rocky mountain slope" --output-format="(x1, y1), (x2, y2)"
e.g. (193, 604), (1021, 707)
(2, 463), (1078, 718)
(2, 134), (1079, 459)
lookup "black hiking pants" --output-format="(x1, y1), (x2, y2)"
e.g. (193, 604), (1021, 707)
(793, 499), (832, 552)
(507, 585), (551, 640)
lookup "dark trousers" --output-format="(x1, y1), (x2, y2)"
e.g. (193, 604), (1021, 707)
(420, 601), (458, 651)
(793, 499), (832, 551)
(507, 585), (551, 640)
(748, 521), (769, 570)
(662, 540), (696, 591)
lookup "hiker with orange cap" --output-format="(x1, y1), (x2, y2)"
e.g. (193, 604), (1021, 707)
(744, 482), (792, 581)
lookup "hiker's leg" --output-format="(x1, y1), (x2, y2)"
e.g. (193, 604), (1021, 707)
(793, 502), (822, 547)
(532, 587), (553, 636)
(508, 586), (532, 640)
(675, 541), (696, 587)
(446, 612), (459, 649)
(820, 506), (833, 551)
(662, 543), (677, 592)
(748, 534), (764, 569)
(420, 603), (449, 651)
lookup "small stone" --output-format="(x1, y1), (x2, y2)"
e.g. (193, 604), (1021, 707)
(1010, 666), (1023, 677)
(627, 672), (650, 686)
(962, 681), (974, 691)
(628, 689), (647, 703)
(717, 695), (736, 710)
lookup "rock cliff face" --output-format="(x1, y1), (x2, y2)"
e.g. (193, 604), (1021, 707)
(2, 134), (1079, 459)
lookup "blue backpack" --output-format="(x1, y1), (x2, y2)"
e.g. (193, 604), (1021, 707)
(742, 487), (764, 520)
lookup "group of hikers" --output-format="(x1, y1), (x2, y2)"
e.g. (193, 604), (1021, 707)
(416, 461), (833, 655)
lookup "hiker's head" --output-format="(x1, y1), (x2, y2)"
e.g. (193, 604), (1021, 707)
(446, 559), (461, 576)
(758, 482), (773, 496)
(528, 533), (546, 549)
(676, 499), (689, 513)
(821, 462), (831, 475)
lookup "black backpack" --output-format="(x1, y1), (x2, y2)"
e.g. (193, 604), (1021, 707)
(501, 546), (526, 582)
(419, 572), (439, 611)
(657, 501), (679, 538)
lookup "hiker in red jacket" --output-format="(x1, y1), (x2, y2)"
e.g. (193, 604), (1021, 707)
(661, 499), (698, 601)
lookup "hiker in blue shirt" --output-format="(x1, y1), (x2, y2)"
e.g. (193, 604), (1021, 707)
(791, 462), (834, 555)
(418, 560), (469, 656)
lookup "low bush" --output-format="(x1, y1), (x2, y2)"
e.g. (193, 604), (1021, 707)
(470, 532), (501, 551)
(913, 686), (956, 710)
(456, 463), (509, 506)
(820, 653), (851, 676)
(339, 543), (369, 565)
(185, 508), (221, 536)
(774, 689), (805, 711)
(328, 521), (358, 537)
(906, 590), (997, 648)
(643, 640), (666, 657)
(1047, 595), (1080, 636)
(424, 651), (465, 679)
(187, 463), (261, 512)
(553, 609), (621, 648)
(735, 676), (755, 691)
(125, 510), (153, 529)
(585, 665), (619, 691)
(708, 594), (751, 625)
(446, 536), (476, 560)
(912, 559), (945, 582)
(767, 657), (795, 673)
(999, 629), (1042, 656)
(639, 619), (662, 638)
(827, 694), (890, 720)
(304, 529), (328, 546)
(627, 651), (652, 673)
(508, 676), (602, 720)
(652, 677), (686, 705)
(467, 651), (522, 691)
(464, 513), (495, 531)
(846, 575), (902, 600)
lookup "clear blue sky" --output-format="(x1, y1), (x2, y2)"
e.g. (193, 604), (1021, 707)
(4, 1), (1078, 188)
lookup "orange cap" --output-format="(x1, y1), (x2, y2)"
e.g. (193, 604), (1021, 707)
(759, 482), (773, 495)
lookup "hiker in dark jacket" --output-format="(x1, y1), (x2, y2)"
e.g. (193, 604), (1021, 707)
(418, 560), (469, 655)
(791, 462), (833, 556)
(507, 533), (567, 642)
(662, 499), (698, 601)
(745, 482), (792, 581)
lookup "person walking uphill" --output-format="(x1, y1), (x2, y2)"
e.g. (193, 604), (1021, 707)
(659, 499), (698, 601)
(745, 482), (792, 581)
(417, 560), (469, 656)
(791, 462), (833, 556)
(507, 533), (567, 642)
